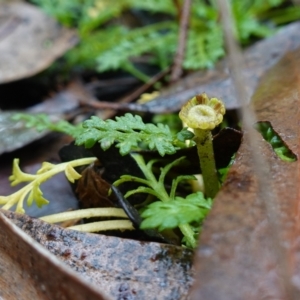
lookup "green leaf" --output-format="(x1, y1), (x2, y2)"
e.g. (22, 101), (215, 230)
(140, 192), (212, 231)
(176, 128), (194, 142)
(96, 22), (177, 73)
(65, 164), (82, 183)
(33, 0), (300, 79)
(1, 157), (96, 213)
(27, 183), (49, 207)
(255, 121), (296, 162)
(184, 24), (224, 69)
(231, 0), (291, 43)
(75, 113), (188, 156)
(12, 113), (82, 138)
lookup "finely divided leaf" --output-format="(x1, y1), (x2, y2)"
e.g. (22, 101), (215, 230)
(76, 113), (187, 156)
(184, 25), (224, 69)
(27, 183), (49, 208)
(112, 114), (146, 131)
(96, 22), (177, 72)
(140, 192), (212, 231)
(12, 113), (83, 138)
(176, 127), (195, 142)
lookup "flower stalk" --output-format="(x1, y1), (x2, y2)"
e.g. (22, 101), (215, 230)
(68, 220), (134, 233)
(40, 207), (128, 223)
(179, 93), (225, 198)
(40, 207), (134, 233)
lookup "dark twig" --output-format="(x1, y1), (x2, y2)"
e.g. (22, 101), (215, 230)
(81, 100), (149, 113)
(115, 67), (170, 105)
(170, 0), (191, 83)
(172, 0), (182, 21)
(78, 67), (171, 117)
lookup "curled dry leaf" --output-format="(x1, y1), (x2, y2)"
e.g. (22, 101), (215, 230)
(0, 1), (77, 83)
(190, 48), (300, 298)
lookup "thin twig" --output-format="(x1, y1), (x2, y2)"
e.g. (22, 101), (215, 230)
(172, 0), (182, 21)
(170, 0), (191, 83)
(116, 67), (170, 105)
(82, 100), (148, 113)
(79, 68), (170, 117)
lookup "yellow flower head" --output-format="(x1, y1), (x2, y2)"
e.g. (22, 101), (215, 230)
(179, 93), (225, 130)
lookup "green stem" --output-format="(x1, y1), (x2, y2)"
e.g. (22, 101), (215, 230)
(132, 154), (170, 202)
(194, 129), (219, 198)
(40, 208), (128, 223)
(179, 224), (197, 248)
(68, 220), (134, 232)
(113, 154), (199, 247)
(122, 61), (150, 83)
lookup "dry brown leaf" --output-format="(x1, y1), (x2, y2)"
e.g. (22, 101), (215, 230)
(190, 48), (300, 299)
(0, 111), (49, 154)
(0, 211), (110, 300)
(1, 209), (194, 299)
(0, 79), (80, 155)
(0, 1), (77, 83)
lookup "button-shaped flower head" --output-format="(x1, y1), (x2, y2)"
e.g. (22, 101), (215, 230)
(179, 93), (226, 199)
(179, 93), (225, 130)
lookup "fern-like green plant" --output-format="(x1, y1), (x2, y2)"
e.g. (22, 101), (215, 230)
(0, 156), (135, 233)
(255, 121), (297, 162)
(11, 112), (194, 155)
(5, 108), (297, 247)
(112, 154), (212, 248)
(75, 113), (194, 155)
(140, 192), (212, 232)
(4, 111), (209, 248)
(30, 0), (299, 79)
(12, 113), (83, 138)
(95, 22), (177, 74)
(0, 157), (96, 213)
